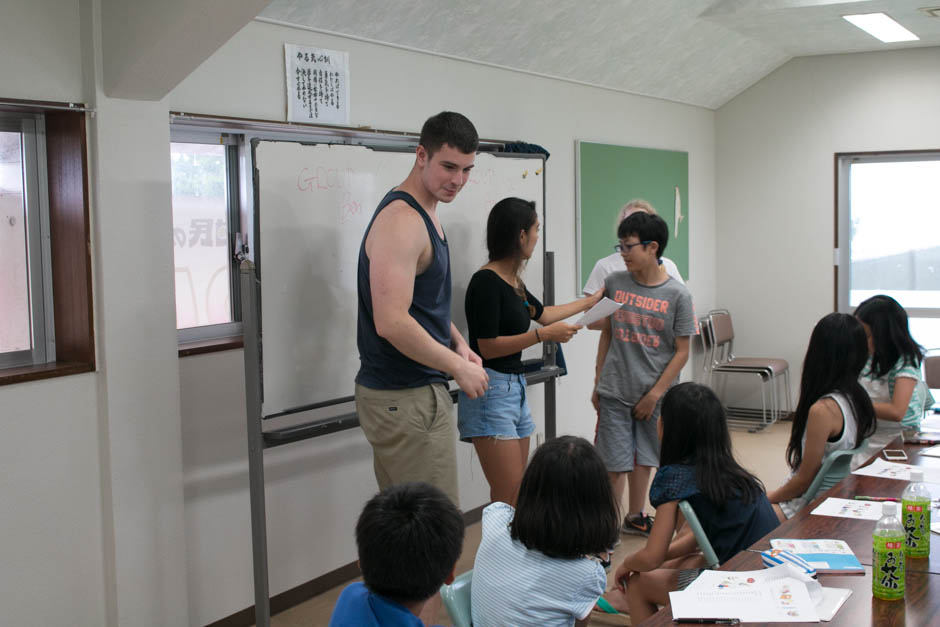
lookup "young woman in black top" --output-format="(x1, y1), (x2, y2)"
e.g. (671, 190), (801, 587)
(457, 197), (604, 504)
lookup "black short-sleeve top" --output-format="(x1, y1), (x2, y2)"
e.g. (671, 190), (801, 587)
(465, 269), (545, 374)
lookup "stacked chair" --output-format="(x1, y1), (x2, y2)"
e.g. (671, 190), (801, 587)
(700, 309), (791, 432)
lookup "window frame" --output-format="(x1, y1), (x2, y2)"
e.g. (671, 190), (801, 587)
(0, 113), (56, 368)
(0, 99), (94, 386)
(835, 149), (940, 320)
(170, 129), (242, 344)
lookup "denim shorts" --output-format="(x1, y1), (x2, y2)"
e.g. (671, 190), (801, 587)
(457, 368), (535, 442)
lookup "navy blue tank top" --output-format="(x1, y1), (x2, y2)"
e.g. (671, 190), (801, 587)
(356, 190), (452, 389)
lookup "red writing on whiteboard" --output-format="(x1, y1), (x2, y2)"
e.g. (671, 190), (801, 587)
(339, 192), (362, 225)
(297, 166), (355, 191)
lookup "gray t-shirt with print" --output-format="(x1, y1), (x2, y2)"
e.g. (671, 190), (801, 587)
(596, 271), (697, 405)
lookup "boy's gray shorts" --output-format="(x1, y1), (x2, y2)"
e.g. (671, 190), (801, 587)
(596, 395), (661, 472)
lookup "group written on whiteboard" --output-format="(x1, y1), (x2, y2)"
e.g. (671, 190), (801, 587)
(285, 44), (350, 126)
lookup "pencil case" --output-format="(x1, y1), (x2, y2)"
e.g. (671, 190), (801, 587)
(760, 549), (816, 577)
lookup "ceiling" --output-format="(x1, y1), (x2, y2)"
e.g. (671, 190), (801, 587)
(257, 0), (940, 109)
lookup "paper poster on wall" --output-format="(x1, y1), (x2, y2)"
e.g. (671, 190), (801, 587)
(284, 44), (350, 125)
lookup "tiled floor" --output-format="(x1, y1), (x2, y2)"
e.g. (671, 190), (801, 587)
(257, 420), (794, 627)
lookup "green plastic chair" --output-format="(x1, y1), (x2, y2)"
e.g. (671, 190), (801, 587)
(440, 570), (473, 627)
(678, 500), (720, 569)
(802, 438), (870, 504)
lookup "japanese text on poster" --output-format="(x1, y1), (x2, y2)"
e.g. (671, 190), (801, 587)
(285, 44), (349, 125)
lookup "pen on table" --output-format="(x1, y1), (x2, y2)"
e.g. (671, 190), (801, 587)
(854, 496), (899, 502)
(673, 619), (741, 625)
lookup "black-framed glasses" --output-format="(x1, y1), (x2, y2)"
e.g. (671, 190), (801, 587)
(614, 240), (652, 253)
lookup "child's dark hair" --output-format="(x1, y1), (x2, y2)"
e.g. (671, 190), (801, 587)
(419, 111), (479, 157)
(660, 382), (764, 503)
(487, 197), (537, 262)
(786, 313), (876, 471)
(855, 294), (925, 378)
(355, 482), (464, 604)
(617, 211), (668, 259)
(511, 436), (619, 558)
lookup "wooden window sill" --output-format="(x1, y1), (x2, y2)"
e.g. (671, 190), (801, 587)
(178, 335), (243, 357)
(0, 361), (95, 387)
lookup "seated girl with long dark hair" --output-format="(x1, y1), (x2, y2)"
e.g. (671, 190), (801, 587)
(607, 382), (778, 623)
(768, 313), (876, 521)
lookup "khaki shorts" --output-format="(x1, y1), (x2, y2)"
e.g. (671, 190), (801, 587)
(355, 382), (459, 507)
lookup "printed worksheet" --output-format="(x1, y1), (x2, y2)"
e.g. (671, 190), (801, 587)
(574, 297), (622, 326)
(810, 497), (883, 521)
(670, 565), (820, 622)
(672, 564), (850, 622)
(852, 458), (940, 483)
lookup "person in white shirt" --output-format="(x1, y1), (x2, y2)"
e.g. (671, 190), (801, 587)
(582, 199), (685, 296)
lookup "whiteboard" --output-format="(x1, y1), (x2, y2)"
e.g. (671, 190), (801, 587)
(254, 141), (547, 415)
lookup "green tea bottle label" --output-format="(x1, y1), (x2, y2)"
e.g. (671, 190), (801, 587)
(873, 535), (905, 600)
(902, 499), (931, 558)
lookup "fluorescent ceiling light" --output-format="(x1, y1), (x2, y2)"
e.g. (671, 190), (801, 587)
(843, 12), (919, 42)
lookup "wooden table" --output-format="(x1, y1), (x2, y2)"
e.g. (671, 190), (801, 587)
(641, 437), (940, 625)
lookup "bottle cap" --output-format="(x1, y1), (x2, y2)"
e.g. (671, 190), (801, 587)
(911, 469), (924, 482)
(883, 501), (897, 516)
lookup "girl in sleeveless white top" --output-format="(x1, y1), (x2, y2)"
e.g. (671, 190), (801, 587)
(767, 313), (876, 522)
(777, 392), (857, 519)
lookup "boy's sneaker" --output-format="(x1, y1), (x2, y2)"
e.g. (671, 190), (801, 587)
(622, 513), (654, 536)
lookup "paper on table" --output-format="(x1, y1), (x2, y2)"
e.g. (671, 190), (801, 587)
(918, 444), (940, 458)
(810, 497), (883, 521)
(852, 457), (940, 483)
(574, 297), (621, 326)
(670, 565), (820, 622)
(816, 587), (853, 622)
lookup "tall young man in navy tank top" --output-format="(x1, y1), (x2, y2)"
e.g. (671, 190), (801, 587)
(356, 112), (489, 514)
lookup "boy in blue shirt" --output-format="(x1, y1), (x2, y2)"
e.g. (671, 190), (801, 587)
(329, 482), (465, 627)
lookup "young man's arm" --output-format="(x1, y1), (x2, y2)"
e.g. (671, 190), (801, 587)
(450, 321), (483, 366)
(368, 202), (488, 397)
(632, 336), (690, 421)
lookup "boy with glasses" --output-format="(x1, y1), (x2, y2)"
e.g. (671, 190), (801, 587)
(592, 212), (696, 537)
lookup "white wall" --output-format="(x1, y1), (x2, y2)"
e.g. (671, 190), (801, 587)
(0, 2), (106, 627)
(172, 19), (716, 625)
(1, 0), (191, 624)
(715, 47), (940, 398)
(0, 0), (83, 102)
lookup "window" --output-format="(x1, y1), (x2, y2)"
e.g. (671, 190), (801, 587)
(0, 113), (53, 368)
(0, 101), (94, 385)
(170, 134), (240, 343)
(836, 152), (940, 350)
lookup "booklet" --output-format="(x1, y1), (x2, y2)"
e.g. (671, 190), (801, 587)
(769, 539), (864, 574)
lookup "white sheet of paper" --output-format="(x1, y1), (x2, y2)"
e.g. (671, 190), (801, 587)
(852, 457), (940, 483)
(810, 497), (883, 520)
(816, 587), (853, 622)
(573, 297), (621, 326)
(918, 444), (940, 458)
(670, 565), (820, 622)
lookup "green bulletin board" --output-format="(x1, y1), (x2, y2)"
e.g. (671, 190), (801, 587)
(577, 141), (689, 289)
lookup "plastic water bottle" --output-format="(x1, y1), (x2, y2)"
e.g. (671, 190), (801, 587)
(902, 469), (931, 558)
(872, 501), (905, 601)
